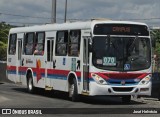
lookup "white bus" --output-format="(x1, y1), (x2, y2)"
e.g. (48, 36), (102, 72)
(7, 20), (152, 103)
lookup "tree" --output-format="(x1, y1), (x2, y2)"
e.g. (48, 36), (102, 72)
(152, 29), (160, 55)
(151, 29), (160, 72)
(0, 22), (12, 61)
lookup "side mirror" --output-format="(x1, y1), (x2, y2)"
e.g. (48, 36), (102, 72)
(89, 43), (92, 52)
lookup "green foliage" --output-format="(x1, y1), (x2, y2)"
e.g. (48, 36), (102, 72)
(0, 22), (10, 44)
(152, 29), (160, 56)
(0, 22), (12, 61)
(0, 41), (7, 61)
(151, 29), (160, 43)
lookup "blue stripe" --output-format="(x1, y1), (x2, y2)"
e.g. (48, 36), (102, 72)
(8, 70), (81, 81)
(78, 77), (81, 82)
(7, 71), (138, 86)
(106, 78), (139, 86)
(89, 78), (94, 82)
(41, 73), (45, 77)
(18, 71), (26, 75)
(7, 70), (16, 74)
(47, 74), (67, 80)
(109, 83), (138, 86)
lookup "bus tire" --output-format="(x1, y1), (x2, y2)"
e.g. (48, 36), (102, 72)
(158, 92), (160, 101)
(27, 73), (35, 94)
(122, 95), (131, 104)
(69, 78), (79, 102)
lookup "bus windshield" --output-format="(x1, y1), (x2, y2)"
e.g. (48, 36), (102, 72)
(92, 36), (151, 71)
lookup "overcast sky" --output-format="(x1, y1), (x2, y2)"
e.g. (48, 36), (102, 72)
(0, 0), (159, 27)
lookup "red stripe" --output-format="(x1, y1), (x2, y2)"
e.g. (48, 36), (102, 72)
(19, 66), (28, 71)
(7, 65), (81, 77)
(47, 69), (81, 77)
(47, 69), (69, 76)
(7, 65), (149, 79)
(75, 72), (81, 77)
(7, 66), (16, 70)
(94, 73), (150, 80)
(32, 68), (45, 73)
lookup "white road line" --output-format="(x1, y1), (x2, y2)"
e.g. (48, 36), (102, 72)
(0, 96), (10, 103)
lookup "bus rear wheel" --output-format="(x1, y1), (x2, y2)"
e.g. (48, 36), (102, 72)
(69, 78), (79, 102)
(122, 95), (131, 104)
(27, 73), (35, 94)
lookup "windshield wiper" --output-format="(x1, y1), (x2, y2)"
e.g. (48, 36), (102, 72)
(128, 36), (138, 53)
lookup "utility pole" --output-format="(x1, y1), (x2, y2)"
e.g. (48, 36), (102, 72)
(64, 0), (67, 22)
(51, 0), (56, 23)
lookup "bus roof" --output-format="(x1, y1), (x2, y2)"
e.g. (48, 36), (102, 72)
(9, 20), (148, 34)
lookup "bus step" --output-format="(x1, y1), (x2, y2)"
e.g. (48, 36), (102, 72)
(81, 91), (89, 96)
(45, 86), (53, 91)
(16, 82), (22, 85)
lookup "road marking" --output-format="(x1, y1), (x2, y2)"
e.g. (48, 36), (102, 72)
(0, 96), (10, 103)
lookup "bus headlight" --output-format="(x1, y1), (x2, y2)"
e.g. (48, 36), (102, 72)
(139, 75), (151, 85)
(91, 73), (108, 85)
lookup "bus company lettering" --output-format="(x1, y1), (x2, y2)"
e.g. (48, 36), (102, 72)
(112, 27), (130, 33)
(26, 59), (33, 64)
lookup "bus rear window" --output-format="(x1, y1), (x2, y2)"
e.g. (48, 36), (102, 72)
(94, 24), (149, 36)
(8, 34), (17, 55)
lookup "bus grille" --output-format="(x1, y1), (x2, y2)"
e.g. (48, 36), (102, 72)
(112, 87), (133, 92)
(108, 81), (137, 85)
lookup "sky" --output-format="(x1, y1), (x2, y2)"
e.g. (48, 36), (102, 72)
(0, 0), (159, 27)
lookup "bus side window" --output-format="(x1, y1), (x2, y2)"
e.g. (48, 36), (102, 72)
(34, 32), (45, 55)
(68, 30), (81, 56)
(23, 33), (35, 55)
(8, 34), (17, 55)
(55, 31), (68, 56)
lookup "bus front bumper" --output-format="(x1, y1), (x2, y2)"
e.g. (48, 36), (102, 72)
(89, 82), (151, 96)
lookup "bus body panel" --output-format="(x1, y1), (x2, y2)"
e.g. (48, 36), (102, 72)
(89, 81), (151, 96)
(7, 20), (152, 97)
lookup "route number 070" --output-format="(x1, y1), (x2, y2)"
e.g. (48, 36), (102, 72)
(103, 57), (116, 66)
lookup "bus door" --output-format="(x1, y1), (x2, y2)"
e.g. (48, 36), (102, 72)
(16, 33), (23, 83)
(45, 37), (54, 90)
(83, 37), (90, 91)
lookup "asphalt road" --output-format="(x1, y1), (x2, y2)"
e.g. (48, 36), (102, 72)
(0, 82), (160, 117)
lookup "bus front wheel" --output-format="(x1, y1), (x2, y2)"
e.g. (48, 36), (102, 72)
(69, 78), (79, 102)
(122, 95), (131, 104)
(27, 73), (35, 94)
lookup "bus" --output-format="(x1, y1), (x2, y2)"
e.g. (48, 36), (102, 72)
(7, 20), (152, 103)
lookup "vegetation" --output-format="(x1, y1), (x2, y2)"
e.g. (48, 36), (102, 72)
(149, 29), (160, 72)
(0, 22), (12, 61)
(152, 29), (160, 55)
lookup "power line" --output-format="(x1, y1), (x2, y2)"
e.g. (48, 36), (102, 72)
(2, 21), (49, 25)
(0, 12), (63, 20)
(0, 12), (51, 19)
(117, 18), (160, 21)
(1, 12), (160, 21)
(0, 21), (50, 26)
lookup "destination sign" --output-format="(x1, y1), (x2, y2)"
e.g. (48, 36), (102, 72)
(94, 24), (149, 36)
(112, 27), (130, 33)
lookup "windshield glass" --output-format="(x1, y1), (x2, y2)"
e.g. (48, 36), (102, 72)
(92, 36), (151, 71)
